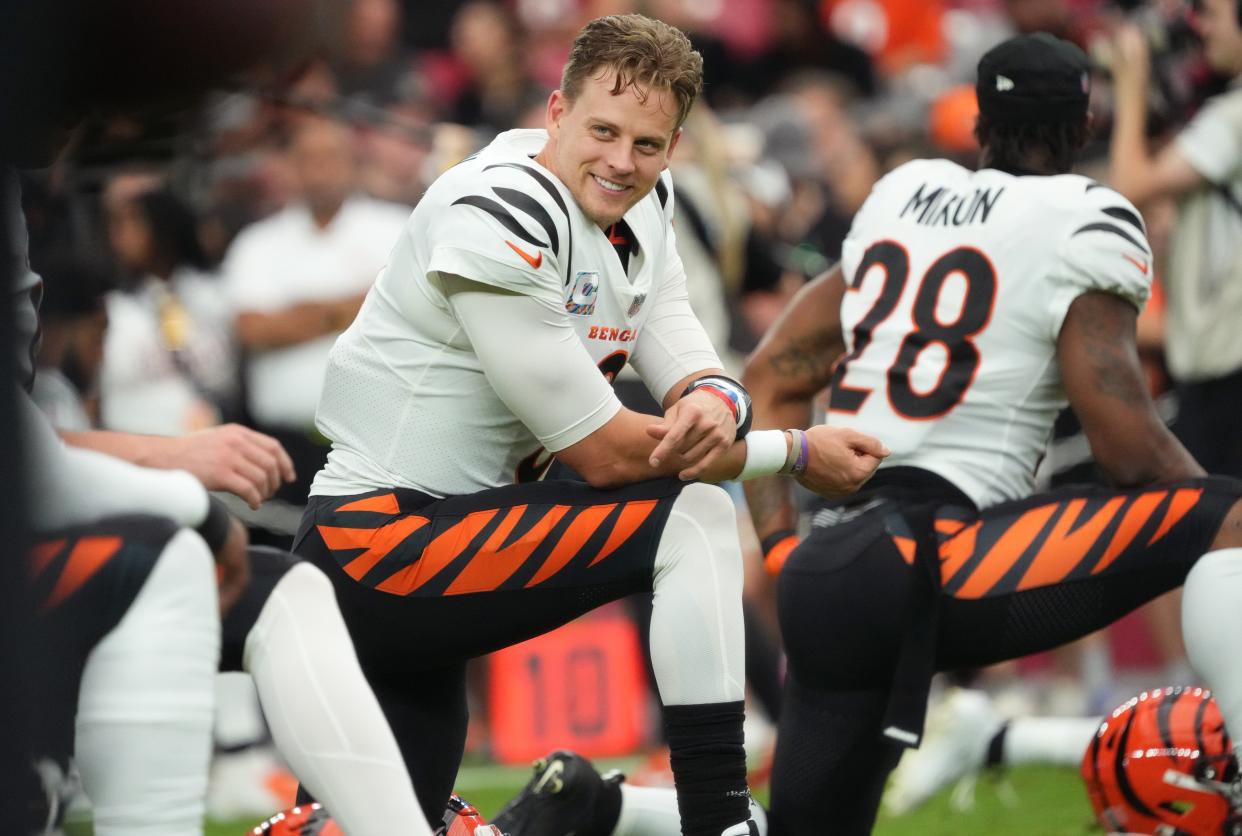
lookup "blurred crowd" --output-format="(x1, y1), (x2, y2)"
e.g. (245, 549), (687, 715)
(16, 0), (1242, 766)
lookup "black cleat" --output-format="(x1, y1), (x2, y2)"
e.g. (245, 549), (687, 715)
(491, 750), (623, 836)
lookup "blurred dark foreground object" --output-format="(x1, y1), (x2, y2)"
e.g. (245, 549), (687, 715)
(0, 0), (347, 163)
(0, 0), (345, 827)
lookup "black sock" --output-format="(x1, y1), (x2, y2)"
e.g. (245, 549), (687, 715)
(663, 701), (749, 836)
(985, 722), (1010, 769)
(581, 777), (623, 836)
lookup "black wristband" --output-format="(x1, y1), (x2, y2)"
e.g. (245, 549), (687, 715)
(760, 529), (797, 557)
(196, 494), (232, 554)
(682, 374), (753, 441)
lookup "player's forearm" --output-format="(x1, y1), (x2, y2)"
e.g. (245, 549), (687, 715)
(559, 407), (738, 487)
(27, 394), (209, 531)
(1109, 84), (1157, 204)
(643, 432), (789, 487)
(1098, 424), (1206, 488)
(236, 295), (362, 349)
(60, 428), (179, 469)
(743, 474), (798, 539)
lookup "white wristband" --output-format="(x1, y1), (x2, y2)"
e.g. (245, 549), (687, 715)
(738, 429), (790, 481)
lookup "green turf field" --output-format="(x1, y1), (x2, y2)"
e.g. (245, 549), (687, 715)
(67, 763), (1099, 835)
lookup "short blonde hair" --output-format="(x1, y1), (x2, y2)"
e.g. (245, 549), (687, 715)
(561, 14), (703, 129)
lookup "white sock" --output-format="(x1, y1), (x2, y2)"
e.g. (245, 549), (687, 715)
(75, 528), (219, 836)
(1002, 716), (1102, 767)
(649, 483), (746, 706)
(214, 671), (265, 749)
(244, 562), (431, 836)
(1182, 547), (1242, 748)
(613, 786), (766, 836)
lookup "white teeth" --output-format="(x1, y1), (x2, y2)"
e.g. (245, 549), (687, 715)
(592, 174), (626, 192)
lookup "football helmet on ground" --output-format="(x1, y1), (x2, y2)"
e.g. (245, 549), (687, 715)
(1082, 686), (1242, 836)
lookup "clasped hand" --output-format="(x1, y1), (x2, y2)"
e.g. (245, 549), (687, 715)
(645, 389), (737, 480)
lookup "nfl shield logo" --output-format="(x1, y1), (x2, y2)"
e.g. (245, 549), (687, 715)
(627, 293), (647, 317)
(565, 271), (599, 316)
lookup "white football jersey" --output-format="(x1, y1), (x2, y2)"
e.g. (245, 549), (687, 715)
(831, 159), (1152, 509)
(312, 129), (719, 498)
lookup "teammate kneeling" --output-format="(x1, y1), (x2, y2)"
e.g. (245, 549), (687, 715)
(292, 14), (884, 836)
(22, 389), (229, 836)
(493, 31), (1242, 836)
(744, 32), (1242, 836)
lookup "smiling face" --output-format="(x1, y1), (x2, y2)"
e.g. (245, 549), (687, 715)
(536, 71), (682, 229)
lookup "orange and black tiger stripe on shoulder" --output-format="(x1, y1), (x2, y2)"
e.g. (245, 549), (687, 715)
(938, 486), (1206, 599)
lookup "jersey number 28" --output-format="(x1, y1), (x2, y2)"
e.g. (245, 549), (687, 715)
(830, 241), (996, 420)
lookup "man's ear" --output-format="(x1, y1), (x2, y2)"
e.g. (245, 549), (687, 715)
(663, 127), (683, 169)
(545, 89), (566, 139)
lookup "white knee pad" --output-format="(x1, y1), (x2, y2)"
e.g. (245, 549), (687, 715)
(245, 562), (430, 836)
(76, 527), (219, 836)
(1183, 548), (1242, 746)
(649, 482), (746, 706)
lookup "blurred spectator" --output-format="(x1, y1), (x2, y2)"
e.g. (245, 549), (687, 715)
(102, 185), (238, 434)
(663, 106), (747, 362)
(222, 116), (408, 504)
(446, 1), (549, 135)
(1001, 0), (1111, 50)
(747, 0), (878, 100)
(334, 0), (413, 101)
(31, 256), (111, 431)
(355, 100), (435, 205)
(1109, 2), (1242, 478)
(751, 77), (881, 279)
(402, 0), (461, 51)
(788, 74), (879, 216)
(819, 0), (946, 76)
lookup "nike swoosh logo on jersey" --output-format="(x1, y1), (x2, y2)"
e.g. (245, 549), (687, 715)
(506, 240), (542, 269)
(1122, 254), (1149, 274)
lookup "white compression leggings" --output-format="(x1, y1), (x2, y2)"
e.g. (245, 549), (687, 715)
(1183, 547), (1242, 749)
(649, 482), (747, 707)
(244, 562), (432, 836)
(75, 528), (219, 836)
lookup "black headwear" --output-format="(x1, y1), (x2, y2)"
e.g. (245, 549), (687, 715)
(976, 32), (1091, 123)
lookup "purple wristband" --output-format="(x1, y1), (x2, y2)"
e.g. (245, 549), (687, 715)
(793, 429), (810, 475)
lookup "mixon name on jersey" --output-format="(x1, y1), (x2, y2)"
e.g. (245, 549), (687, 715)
(900, 182), (1006, 227)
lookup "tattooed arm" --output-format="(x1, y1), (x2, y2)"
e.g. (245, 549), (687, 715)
(741, 267), (851, 538)
(1058, 291), (1203, 487)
